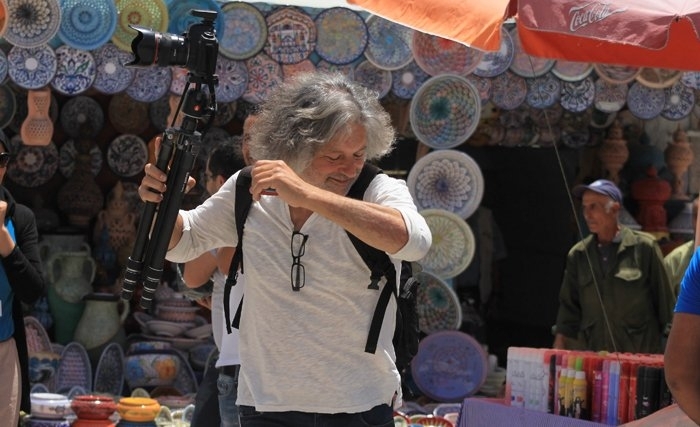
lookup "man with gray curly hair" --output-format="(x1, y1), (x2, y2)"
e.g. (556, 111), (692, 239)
(139, 72), (432, 427)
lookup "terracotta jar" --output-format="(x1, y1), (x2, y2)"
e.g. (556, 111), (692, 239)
(598, 121), (628, 185)
(665, 126), (694, 200)
(20, 87), (53, 146)
(631, 166), (672, 240)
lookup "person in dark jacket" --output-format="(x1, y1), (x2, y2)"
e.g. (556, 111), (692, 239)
(0, 131), (46, 425)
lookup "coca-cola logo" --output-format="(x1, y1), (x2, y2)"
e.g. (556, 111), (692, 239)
(569, 2), (628, 32)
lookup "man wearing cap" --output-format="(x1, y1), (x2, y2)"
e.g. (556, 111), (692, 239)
(553, 179), (675, 353)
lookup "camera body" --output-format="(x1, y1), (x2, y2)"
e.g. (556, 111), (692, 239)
(128, 9), (219, 79)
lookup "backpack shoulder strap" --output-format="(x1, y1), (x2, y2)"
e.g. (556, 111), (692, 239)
(224, 166), (254, 333)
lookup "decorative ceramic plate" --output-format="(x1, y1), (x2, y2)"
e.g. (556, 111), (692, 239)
(5, 0), (61, 48)
(50, 45), (96, 95)
(681, 71), (700, 90)
(242, 52), (283, 104)
(509, 27), (554, 78)
(407, 150), (484, 220)
(141, 334), (206, 351)
(58, 0), (116, 50)
(552, 60), (593, 82)
(636, 67), (682, 89)
(525, 72), (561, 109)
(626, 81), (665, 120)
(107, 134), (148, 178)
(215, 56), (248, 103)
(108, 92), (149, 135)
(6, 139), (59, 187)
(56, 341), (92, 394)
(24, 315), (52, 354)
(126, 66), (172, 103)
(313, 7), (367, 65)
(662, 81), (695, 121)
(465, 75), (492, 107)
(7, 45), (57, 90)
(473, 27), (513, 78)
(149, 95), (170, 131)
(353, 59), (391, 98)
(489, 71), (526, 111)
(169, 67), (188, 96)
(219, 2), (267, 60)
(264, 6), (316, 65)
(391, 61), (430, 100)
(419, 208), (475, 279)
(316, 59), (354, 80)
(112, 0), (168, 52)
(594, 63), (640, 84)
(559, 76), (595, 113)
(60, 95), (103, 138)
(529, 103), (563, 128)
(93, 342), (124, 397)
(364, 15), (414, 71)
(92, 43), (135, 94)
(171, 350), (198, 394)
(594, 79), (628, 113)
(167, 0), (223, 39)
(411, 330), (488, 402)
(0, 84), (15, 129)
(410, 74), (481, 150)
(414, 271), (462, 334)
(0, 0), (8, 37)
(59, 139), (102, 177)
(0, 49), (8, 83)
(282, 59), (316, 80)
(412, 31), (483, 76)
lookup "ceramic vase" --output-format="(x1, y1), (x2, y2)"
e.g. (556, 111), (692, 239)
(665, 126), (694, 200)
(598, 121), (628, 185)
(73, 293), (129, 365)
(631, 166), (672, 239)
(20, 87), (53, 146)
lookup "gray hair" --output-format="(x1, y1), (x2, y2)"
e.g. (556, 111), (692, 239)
(247, 71), (396, 172)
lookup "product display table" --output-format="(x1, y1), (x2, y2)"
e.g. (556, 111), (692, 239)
(458, 398), (608, 427)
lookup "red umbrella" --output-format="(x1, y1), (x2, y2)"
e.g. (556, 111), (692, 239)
(517, 0), (700, 70)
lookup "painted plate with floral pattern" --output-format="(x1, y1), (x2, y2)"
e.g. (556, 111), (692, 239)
(414, 271), (462, 335)
(681, 71), (700, 90)
(126, 66), (172, 103)
(112, 0), (168, 52)
(50, 45), (96, 95)
(419, 208), (475, 280)
(391, 61), (430, 100)
(167, 0), (223, 39)
(108, 92), (149, 135)
(662, 81), (695, 121)
(265, 7), (316, 65)
(107, 134), (148, 178)
(473, 27), (513, 78)
(4, 0), (61, 48)
(412, 31), (483, 76)
(314, 7), (367, 65)
(626, 81), (665, 120)
(215, 56), (248, 103)
(7, 45), (57, 89)
(509, 28), (554, 78)
(93, 342), (125, 397)
(60, 95), (103, 138)
(594, 79), (628, 113)
(316, 59), (354, 80)
(490, 71), (526, 110)
(354, 59), (391, 98)
(56, 341), (92, 394)
(525, 72), (561, 109)
(0, 49), (8, 83)
(552, 60), (593, 82)
(594, 63), (640, 84)
(363, 15), (414, 71)
(560, 76), (595, 113)
(242, 52), (283, 104)
(92, 43), (135, 94)
(219, 1), (267, 60)
(59, 139), (102, 177)
(58, 0), (116, 51)
(6, 136), (58, 187)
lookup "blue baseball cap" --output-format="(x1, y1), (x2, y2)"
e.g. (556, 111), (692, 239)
(572, 179), (623, 203)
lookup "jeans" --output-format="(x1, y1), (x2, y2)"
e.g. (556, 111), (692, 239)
(218, 365), (241, 427)
(238, 403), (394, 427)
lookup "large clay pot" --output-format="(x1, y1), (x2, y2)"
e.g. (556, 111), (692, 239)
(73, 293), (129, 365)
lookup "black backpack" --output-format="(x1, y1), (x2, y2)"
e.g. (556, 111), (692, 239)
(223, 163), (420, 372)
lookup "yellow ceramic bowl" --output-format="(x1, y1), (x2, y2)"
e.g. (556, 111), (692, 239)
(116, 397), (161, 422)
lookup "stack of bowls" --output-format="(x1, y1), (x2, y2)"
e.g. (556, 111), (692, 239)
(27, 392), (72, 426)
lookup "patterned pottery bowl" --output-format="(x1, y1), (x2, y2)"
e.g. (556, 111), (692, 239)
(71, 394), (117, 420)
(30, 392), (72, 419)
(124, 352), (181, 389)
(116, 397), (161, 423)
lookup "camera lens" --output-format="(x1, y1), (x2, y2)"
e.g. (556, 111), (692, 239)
(128, 25), (189, 67)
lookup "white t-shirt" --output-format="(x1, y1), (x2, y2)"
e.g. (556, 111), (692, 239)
(168, 171), (431, 413)
(211, 268), (243, 367)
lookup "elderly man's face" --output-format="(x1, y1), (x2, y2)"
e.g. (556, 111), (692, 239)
(581, 191), (618, 234)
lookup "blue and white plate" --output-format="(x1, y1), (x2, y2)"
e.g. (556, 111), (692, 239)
(490, 71), (526, 110)
(91, 43), (135, 95)
(560, 76), (595, 113)
(59, 139), (102, 177)
(126, 66), (172, 103)
(627, 81), (665, 120)
(215, 56), (248, 103)
(93, 342), (125, 397)
(265, 7), (316, 65)
(354, 59), (391, 98)
(60, 95), (103, 138)
(58, 0), (116, 51)
(681, 71), (700, 90)
(314, 7), (367, 65)
(56, 341), (92, 394)
(662, 81), (695, 121)
(218, 1), (267, 60)
(473, 27), (513, 78)
(5, 0), (61, 48)
(107, 134), (148, 178)
(391, 61), (429, 100)
(525, 72), (561, 109)
(363, 15), (413, 71)
(242, 52), (283, 104)
(7, 46), (57, 90)
(594, 63), (640, 84)
(594, 79), (628, 113)
(167, 0), (223, 39)
(552, 60), (593, 82)
(50, 45), (96, 95)
(465, 75), (492, 108)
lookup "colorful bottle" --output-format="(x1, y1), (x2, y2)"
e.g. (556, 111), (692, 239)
(572, 370), (588, 419)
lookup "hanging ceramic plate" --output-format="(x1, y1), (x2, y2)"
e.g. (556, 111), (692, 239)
(419, 208), (475, 280)
(0, 0), (8, 37)
(529, 103), (563, 128)
(525, 72), (561, 109)
(594, 63), (640, 84)
(60, 96), (103, 138)
(242, 52), (283, 104)
(465, 75), (492, 107)
(407, 150), (484, 220)
(126, 66), (172, 103)
(6, 138), (58, 187)
(167, 0), (223, 39)
(0, 49), (8, 83)
(391, 61), (429, 100)
(218, 2), (267, 60)
(5, 0), (61, 48)
(264, 7), (316, 65)
(24, 315), (52, 354)
(107, 134), (148, 178)
(108, 92), (149, 135)
(594, 79), (628, 113)
(282, 59), (316, 81)
(58, 0), (116, 51)
(0, 84), (15, 129)
(552, 60), (593, 82)
(92, 43), (135, 94)
(559, 76), (595, 113)
(410, 74), (481, 150)
(7, 45), (57, 90)
(316, 59), (354, 80)
(56, 341), (92, 394)
(411, 330), (488, 402)
(313, 7), (367, 65)
(489, 71), (527, 111)
(59, 139), (102, 178)
(680, 71), (700, 90)
(473, 26), (514, 78)
(353, 60), (391, 98)
(364, 15), (414, 71)
(412, 31), (483, 77)
(215, 56), (248, 103)
(50, 45), (96, 96)
(93, 342), (125, 397)
(509, 28), (554, 78)
(636, 67), (682, 89)
(169, 67), (188, 96)
(662, 81), (695, 121)
(414, 270), (463, 335)
(627, 81), (665, 120)
(112, 0), (168, 52)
